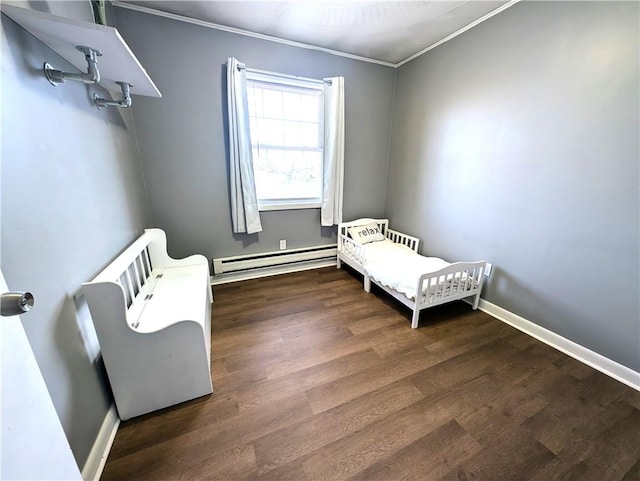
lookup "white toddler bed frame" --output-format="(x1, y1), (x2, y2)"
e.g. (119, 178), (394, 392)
(338, 218), (486, 329)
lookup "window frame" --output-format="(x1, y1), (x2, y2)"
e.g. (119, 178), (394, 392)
(245, 70), (325, 212)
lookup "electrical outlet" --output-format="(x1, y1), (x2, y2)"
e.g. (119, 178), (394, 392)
(279, 240), (286, 250)
(485, 262), (493, 276)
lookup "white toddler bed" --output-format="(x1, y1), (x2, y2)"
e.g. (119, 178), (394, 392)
(338, 218), (486, 328)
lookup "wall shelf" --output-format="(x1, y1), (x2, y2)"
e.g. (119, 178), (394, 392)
(1, 4), (161, 98)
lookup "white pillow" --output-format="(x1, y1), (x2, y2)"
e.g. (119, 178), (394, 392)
(348, 223), (385, 244)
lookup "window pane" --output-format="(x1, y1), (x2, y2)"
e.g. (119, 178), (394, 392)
(283, 121), (302, 147)
(257, 119), (283, 145)
(300, 95), (320, 122)
(305, 151), (323, 184)
(262, 89), (282, 118)
(267, 148), (287, 173)
(301, 124), (320, 148)
(282, 92), (301, 120)
(252, 148), (321, 201)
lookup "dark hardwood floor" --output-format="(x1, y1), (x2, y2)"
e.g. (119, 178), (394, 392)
(102, 267), (640, 481)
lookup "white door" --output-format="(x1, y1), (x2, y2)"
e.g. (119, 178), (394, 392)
(1, 25), (82, 475)
(0, 274), (82, 480)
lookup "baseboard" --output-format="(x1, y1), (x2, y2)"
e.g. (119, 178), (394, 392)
(82, 404), (120, 481)
(211, 258), (337, 285)
(473, 298), (640, 391)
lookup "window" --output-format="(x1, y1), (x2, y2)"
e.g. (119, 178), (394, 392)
(246, 71), (324, 210)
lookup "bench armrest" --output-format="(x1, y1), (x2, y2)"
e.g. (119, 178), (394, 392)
(145, 229), (208, 269)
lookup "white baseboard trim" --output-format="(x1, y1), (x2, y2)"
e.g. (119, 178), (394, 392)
(210, 258), (337, 285)
(474, 298), (640, 391)
(82, 404), (120, 481)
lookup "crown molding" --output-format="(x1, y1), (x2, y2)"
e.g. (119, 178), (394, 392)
(112, 1), (396, 67)
(396, 0), (521, 67)
(113, 1), (520, 68)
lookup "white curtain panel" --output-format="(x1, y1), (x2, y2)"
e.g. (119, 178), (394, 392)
(226, 57), (262, 234)
(321, 76), (345, 226)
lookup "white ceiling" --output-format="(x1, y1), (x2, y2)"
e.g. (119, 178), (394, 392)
(117, 1), (514, 65)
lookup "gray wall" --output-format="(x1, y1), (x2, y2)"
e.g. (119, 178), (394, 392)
(386, 1), (639, 371)
(1, 2), (150, 467)
(114, 7), (395, 260)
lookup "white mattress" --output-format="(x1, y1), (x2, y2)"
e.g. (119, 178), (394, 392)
(362, 239), (452, 300)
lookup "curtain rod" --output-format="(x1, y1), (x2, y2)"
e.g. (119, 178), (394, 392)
(236, 64), (332, 86)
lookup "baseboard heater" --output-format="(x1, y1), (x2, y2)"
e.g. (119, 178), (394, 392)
(211, 244), (337, 284)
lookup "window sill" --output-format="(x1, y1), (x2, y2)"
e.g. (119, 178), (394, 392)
(258, 202), (321, 212)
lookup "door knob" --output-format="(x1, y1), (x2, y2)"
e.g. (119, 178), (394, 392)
(1, 292), (34, 317)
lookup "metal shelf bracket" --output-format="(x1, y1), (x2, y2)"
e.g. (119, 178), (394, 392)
(44, 46), (102, 86)
(94, 81), (133, 109)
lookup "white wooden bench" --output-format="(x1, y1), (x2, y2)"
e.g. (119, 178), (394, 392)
(83, 229), (213, 420)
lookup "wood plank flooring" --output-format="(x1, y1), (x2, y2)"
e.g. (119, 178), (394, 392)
(102, 267), (640, 481)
